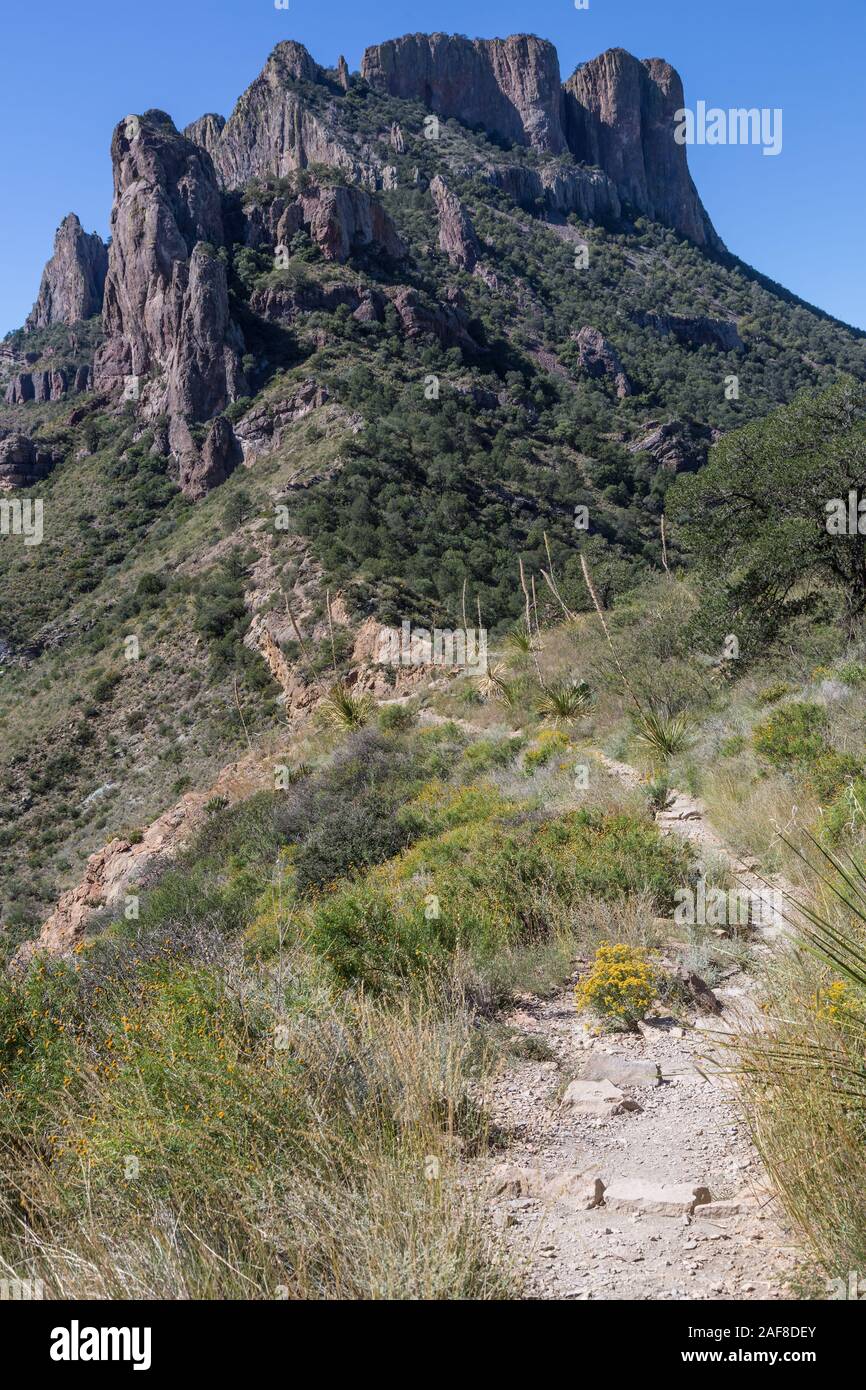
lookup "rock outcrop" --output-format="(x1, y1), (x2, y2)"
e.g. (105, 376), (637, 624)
(627, 418), (715, 474)
(25, 214), (108, 331)
(361, 34), (719, 246)
(297, 184), (405, 263)
(4, 365), (92, 405)
(429, 175), (480, 269)
(573, 326), (632, 397)
(93, 111), (247, 478)
(361, 32), (567, 153)
(250, 279), (377, 325)
(564, 49), (719, 248)
(232, 379), (330, 462)
(484, 161), (621, 223)
(243, 181), (404, 264)
(388, 285), (481, 354)
(181, 112), (226, 164)
(0, 432), (58, 489)
(632, 310), (743, 351)
(179, 414), (243, 498)
(188, 42), (370, 189)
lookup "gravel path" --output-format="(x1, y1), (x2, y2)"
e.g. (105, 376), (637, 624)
(468, 753), (804, 1300)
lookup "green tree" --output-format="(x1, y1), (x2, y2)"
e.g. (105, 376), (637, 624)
(669, 379), (866, 650)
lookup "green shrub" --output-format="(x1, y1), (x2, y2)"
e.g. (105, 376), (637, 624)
(307, 808), (690, 992)
(807, 751), (863, 804)
(752, 701), (828, 768)
(378, 702), (418, 732)
(524, 729), (570, 770)
(839, 661), (866, 688)
(756, 681), (791, 705)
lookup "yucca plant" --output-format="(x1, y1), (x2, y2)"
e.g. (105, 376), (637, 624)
(578, 554), (693, 766)
(536, 678), (592, 727)
(738, 832), (866, 1277)
(475, 662), (509, 702)
(318, 682), (372, 731)
(632, 709), (694, 764)
(504, 622), (535, 657)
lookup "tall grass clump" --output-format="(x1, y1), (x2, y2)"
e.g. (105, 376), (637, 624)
(739, 832), (866, 1280)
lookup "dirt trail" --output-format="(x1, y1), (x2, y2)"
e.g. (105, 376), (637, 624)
(468, 750), (804, 1300)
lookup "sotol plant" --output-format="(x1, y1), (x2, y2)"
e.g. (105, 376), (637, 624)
(319, 682), (372, 731)
(536, 678), (592, 727)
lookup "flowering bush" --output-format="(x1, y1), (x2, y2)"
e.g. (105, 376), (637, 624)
(575, 942), (656, 1030)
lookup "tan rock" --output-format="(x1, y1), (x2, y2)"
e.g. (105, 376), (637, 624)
(604, 1180), (712, 1216)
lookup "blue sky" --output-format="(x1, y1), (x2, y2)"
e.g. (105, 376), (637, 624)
(1, 0), (864, 334)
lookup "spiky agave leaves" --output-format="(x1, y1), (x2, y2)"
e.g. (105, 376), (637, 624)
(318, 681), (372, 731)
(632, 708), (694, 764)
(503, 621), (535, 657)
(536, 678), (592, 727)
(739, 829), (866, 1100)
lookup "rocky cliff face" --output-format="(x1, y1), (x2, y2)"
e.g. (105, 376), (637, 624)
(188, 42), (371, 189)
(243, 181), (403, 264)
(181, 112), (226, 165)
(429, 175), (480, 269)
(93, 111), (247, 474)
(360, 33), (719, 247)
(0, 433), (58, 490)
(361, 32), (567, 153)
(25, 213), (108, 331)
(4, 365), (92, 404)
(564, 50), (719, 248)
(482, 162), (621, 223)
(631, 310), (743, 351)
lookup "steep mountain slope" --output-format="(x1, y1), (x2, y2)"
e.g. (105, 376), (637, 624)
(1, 32), (865, 946)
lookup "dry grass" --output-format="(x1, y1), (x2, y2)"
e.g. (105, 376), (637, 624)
(0, 987), (517, 1300)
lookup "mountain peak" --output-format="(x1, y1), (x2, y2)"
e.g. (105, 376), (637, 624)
(25, 211), (107, 332)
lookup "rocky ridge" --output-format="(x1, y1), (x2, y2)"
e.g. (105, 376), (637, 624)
(25, 213), (108, 331)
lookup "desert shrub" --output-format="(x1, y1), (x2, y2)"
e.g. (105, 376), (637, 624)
(0, 948), (512, 1298)
(378, 701), (418, 732)
(839, 661), (866, 688)
(272, 730), (454, 894)
(524, 728), (570, 770)
(752, 701), (828, 768)
(575, 942), (657, 1029)
(756, 681), (791, 705)
(307, 808), (690, 992)
(460, 736), (523, 774)
(806, 750), (863, 804)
